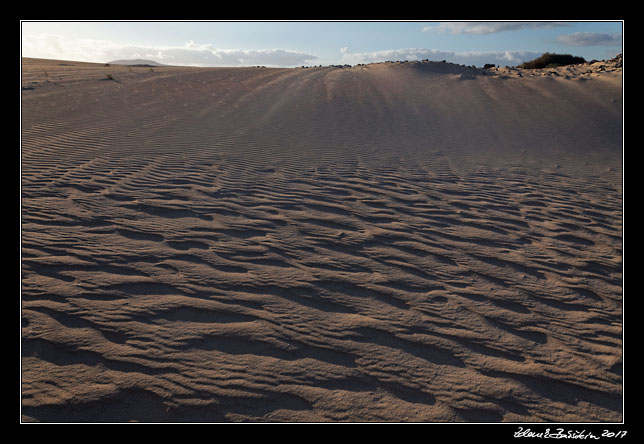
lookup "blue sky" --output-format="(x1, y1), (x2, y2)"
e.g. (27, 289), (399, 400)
(21, 21), (623, 68)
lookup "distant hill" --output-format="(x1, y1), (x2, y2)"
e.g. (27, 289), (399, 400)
(107, 59), (165, 67)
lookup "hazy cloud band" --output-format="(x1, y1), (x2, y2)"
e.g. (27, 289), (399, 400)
(21, 34), (318, 67)
(556, 32), (622, 47)
(340, 47), (544, 67)
(423, 22), (570, 34)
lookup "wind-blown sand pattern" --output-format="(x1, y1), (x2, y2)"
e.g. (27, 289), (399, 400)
(21, 57), (622, 422)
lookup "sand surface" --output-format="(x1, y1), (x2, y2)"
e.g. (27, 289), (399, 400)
(21, 57), (623, 422)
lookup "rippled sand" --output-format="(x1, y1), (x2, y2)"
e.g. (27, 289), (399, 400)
(21, 57), (622, 422)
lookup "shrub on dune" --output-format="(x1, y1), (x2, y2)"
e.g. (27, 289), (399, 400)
(518, 53), (586, 69)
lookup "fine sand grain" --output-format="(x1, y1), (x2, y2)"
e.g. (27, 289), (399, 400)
(21, 57), (622, 422)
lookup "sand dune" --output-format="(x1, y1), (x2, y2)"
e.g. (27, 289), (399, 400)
(21, 56), (622, 422)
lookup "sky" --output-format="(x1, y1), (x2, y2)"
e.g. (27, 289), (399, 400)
(21, 21), (623, 68)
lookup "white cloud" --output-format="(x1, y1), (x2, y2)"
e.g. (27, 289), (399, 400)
(339, 47), (543, 67)
(423, 22), (569, 35)
(21, 34), (318, 67)
(556, 32), (622, 47)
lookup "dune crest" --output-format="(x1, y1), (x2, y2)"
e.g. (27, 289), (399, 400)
(21, 57), (622, 422)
